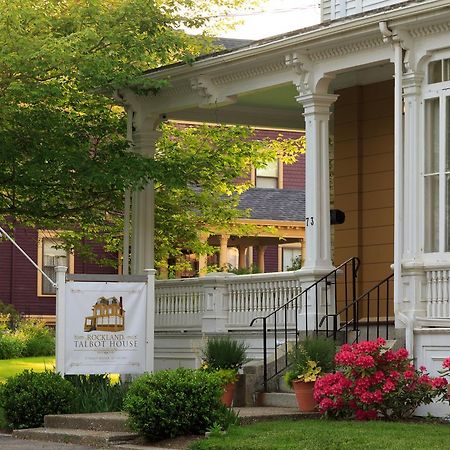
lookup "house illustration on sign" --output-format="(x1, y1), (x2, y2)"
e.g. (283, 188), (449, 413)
(84, 296), (125, 332)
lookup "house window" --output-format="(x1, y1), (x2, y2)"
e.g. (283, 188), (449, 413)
(424, 61), (450, 253)
(227, 247), (239, 269)
(282, 246), (302, 271)
(428, 58), (450, 84)
(255, 160), (280, 188)
(37, 232), (74, 296)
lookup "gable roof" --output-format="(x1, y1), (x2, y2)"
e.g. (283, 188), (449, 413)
(238, 188), (305, 222)
(215, 37), (254, 49)
(144, 0), (429, 76)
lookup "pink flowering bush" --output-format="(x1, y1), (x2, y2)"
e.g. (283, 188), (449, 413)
(314, 338), (449, 420)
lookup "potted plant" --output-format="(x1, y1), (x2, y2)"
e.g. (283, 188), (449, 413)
(201, 336), (248, 407)
(284, 336), (336, 412)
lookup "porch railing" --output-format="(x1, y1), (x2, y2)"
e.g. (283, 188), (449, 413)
(425, 268), (450, 318)
(154, 270), (303, 333)
(226, 272), (301, 329)
(320, 272), (394, 344)
(155, 278), (206, 330)
(249, 257), (360, 391)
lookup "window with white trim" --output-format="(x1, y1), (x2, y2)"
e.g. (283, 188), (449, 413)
(424, 57), (450, 253)
(37, 232), (73, 296)
(255, 160), (280, 188)
(282, 246), (301, 271)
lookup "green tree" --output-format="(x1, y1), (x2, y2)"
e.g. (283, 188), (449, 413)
(154, 123), (304, 270)
(0, 0), (305, 267)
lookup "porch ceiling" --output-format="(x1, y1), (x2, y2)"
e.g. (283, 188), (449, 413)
(168, 84), (303, 129)
(166, 61), (394, 130)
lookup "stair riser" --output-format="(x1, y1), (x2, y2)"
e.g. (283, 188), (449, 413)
(44, 414), (130, 432)
(13, 429), (137, 446)
(257, 392), (297, 408)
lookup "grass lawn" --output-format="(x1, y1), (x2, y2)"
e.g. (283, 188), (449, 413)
(189, 419), (450, 450)
(0, 356), (55, 383)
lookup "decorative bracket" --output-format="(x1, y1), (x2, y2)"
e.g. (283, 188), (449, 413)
(190, 76), (236, 109)
(285, 52), (313, 96)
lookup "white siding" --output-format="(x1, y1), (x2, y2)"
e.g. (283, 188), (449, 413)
(321, 0), (404, 21)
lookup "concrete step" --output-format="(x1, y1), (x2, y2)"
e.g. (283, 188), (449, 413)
(13, 427), (138, 447)
(256, 392), (297, 408)
(44, 412), (130, 432)
(235, 406), (318, 424)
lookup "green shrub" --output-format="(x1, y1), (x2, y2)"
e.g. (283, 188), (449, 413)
(285, 337), (336, 387)
(124, 368), (236, 440)
(0, 370), (76, 429)
(0, 332), (25, 359)
(0, 301), (21, 330)
(202, 337), (248, 371)
(16, 319), (55, 357)
(66, 374), (128, 413)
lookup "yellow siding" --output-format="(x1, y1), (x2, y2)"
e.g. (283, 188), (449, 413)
(333, 81), (394, 315)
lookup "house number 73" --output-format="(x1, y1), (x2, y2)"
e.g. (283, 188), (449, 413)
(306, 217), (315, 226)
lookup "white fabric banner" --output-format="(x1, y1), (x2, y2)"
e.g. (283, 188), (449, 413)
(64, 281), (147, 374)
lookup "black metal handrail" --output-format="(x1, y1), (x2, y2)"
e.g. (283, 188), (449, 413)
(320, 272), (394, 344)
(249, 257), (360, 391)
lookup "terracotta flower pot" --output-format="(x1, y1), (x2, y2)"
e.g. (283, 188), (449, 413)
(292, 380), (317, 412)
(221, 382), (236, 407)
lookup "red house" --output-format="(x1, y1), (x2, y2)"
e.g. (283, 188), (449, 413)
(0, 127), (305, 317)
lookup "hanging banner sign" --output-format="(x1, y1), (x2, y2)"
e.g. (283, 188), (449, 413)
(64, 281), (147, 374)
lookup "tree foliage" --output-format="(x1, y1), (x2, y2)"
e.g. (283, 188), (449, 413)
(155, 123), (304, 265)
(0, 0), (305, 268)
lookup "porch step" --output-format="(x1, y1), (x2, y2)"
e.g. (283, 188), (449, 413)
(44, 412), (129, 432)
(13, 407), (318, 448)
(12, 427), (138, 447)
(257, 392), (297, 408)
(13, 412), (138, 448)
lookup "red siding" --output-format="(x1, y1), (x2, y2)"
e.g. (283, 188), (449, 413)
(253, 129), (305, 190)
(264, 245), (278, 272)
(253, 245), (279, 273)
(0, 227), (117, 316)
(284, 156), (305, 189)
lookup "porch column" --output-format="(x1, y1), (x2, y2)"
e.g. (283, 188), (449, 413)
(238, 245), (247, 270)
(296, 93), (338, 272)
(198, 232), (210, 277)
(257, 245), (266, 273)
(219, 234), (229, 271)
(402, 72), (423, 260)
(131, 115), (161, 274)
(400, 72), (427, 323)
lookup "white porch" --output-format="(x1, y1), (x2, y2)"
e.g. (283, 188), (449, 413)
(118, 0), (450, 414)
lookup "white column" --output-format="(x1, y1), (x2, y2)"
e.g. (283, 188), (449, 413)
(400, 72), (427, 323)
(55, 266), (68, 376)
(296, 93), (338, 272)
(145, 268), (156, 373)
(131, 125), (161, 275)
(402, 72), (424, 260)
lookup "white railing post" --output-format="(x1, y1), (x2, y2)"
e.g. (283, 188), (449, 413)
(145, 268), (156, 373)
(297, 268), (334, 331)
(55, 265), (67, 376)
(201, 273), (230, 334)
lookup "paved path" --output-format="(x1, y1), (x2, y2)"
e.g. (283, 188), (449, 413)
(0, 434), (175, 450)
(0, 433), (98, 449)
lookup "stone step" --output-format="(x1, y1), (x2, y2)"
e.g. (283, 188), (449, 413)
(13, 427), (138, 447)
(256, 392), (297, 408)
(45, 412), (130, 432)
(235, 406), (319, 424)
